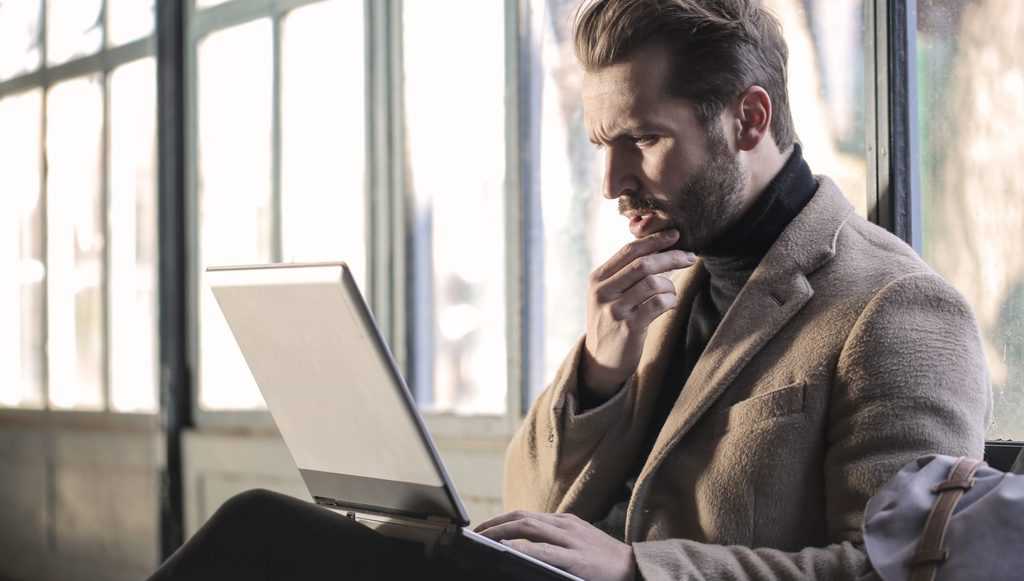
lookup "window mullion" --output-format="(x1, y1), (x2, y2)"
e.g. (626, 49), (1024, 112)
(504, 0), (530, 422)
(885, 0), (922, 252)
(40, 0), (51, 411)
(271, 14), (283, 262)
(101, 70), (112, 412)
(366, 0), (406, 376)
(866, 0), (885, 226)
(156, 0), (190, 560)
(870, 0), (921, 251)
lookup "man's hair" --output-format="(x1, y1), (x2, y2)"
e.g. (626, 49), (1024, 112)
(573, 0), (796, 150)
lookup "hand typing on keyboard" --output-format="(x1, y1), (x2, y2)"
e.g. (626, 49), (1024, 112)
(475, 510), (637, 581)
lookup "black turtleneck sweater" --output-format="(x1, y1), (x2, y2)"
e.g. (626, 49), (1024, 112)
(592, 144), (818, 539)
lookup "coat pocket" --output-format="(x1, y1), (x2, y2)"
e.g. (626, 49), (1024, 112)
(717, 381), (806, 434)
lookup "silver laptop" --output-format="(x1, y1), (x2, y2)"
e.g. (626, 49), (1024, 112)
(207, 262), (582, 580)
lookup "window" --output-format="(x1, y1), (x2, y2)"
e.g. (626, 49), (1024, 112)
(0, 1), (43, 81)
(192, 0), (367, 413)
(403, 0), (509, 415)
(46, 75), (106, 410)
(46, 0), (103, 65)
(0, 1), (158, 413)
(196, 18), (274, 412)
(918, 0), (1024, 440)
(0, 89), (45, 408)
(533, 0), (870, 393)
(108, 58), (159, 412)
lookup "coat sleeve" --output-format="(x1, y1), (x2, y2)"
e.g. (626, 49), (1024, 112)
(631, 272), (992, 581)
(503, 337), (640, 513)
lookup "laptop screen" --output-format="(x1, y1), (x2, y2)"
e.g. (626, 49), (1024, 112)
(208, 263), (468, 524)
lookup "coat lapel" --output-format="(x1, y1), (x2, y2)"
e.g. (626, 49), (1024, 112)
(625, 177), (855, 539)
(630, 263), (708, 419)
(643, 267), (814, 466)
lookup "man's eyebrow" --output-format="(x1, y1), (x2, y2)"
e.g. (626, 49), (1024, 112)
(589, 123), (668, 145)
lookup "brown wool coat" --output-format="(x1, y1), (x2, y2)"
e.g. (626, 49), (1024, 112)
(504, 177), (992, 580)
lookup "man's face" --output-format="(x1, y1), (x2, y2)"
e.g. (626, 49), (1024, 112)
(582, 43), (748, 253)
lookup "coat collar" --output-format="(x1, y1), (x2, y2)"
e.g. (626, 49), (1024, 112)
(624, 176), (855, 540)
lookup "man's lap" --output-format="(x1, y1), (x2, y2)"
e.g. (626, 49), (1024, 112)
(148, 489), (448, 580)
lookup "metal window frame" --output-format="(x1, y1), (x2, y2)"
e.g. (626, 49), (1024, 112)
(185, 0), (336, 432)
(187, 0), (531, 438)
(867, 0), (922, 252)
(869, 0), (1016, 449)
(157, 0), (190, 560)
(0, 1), (158, 418)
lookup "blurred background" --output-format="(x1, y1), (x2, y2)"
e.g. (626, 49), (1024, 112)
(0, 0), (1020, 579)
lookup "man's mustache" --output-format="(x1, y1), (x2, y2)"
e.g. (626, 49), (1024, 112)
(618, 195), (662, 216)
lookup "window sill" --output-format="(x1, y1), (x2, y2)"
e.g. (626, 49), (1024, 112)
(0, 408), (159, 432)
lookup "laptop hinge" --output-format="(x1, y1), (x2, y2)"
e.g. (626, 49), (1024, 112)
(314, 496), (455, 525)
(317, 498), (460, 555)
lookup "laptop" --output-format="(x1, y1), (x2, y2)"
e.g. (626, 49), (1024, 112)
(207, 262), (582, 580)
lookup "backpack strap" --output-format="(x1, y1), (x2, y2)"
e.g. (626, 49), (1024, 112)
(909, 457), (984, 581)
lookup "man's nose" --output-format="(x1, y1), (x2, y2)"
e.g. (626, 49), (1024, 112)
(601, 146), (640, 200)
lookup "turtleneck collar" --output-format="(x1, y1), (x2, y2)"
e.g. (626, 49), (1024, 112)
(698, 143), (817, 316)
(704, 143), (817, 259)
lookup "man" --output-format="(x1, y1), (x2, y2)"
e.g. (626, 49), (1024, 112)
(149, 1), (989, 580)
(471, 1), (990, 580)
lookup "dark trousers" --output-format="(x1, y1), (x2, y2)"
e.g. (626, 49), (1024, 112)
(148, 489), (482, 581)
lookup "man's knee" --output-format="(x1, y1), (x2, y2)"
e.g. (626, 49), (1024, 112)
(212, 488), (291, 523)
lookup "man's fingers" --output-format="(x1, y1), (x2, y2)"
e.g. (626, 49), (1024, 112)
(631, 292), (678, 328)
(474, 510), (573, 534)
(606, 274), (677, 318)
(501, 540), (575, 571)
(473, 511), (518, 533)
(477, 517), (577, 548)
(591, 229), (680, 282)
(474, 510), (542, 533)
(597, 250), (694, 299)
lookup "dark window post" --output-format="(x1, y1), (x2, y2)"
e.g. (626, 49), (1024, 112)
(877, 0), (922, 251)
(156, 0), (192, 561)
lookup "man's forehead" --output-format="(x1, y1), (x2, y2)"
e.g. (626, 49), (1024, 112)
(582, 68), (663, 124)
(581, 46), (671, 104)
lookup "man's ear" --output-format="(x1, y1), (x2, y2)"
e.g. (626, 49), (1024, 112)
(734, 85), (772, 151)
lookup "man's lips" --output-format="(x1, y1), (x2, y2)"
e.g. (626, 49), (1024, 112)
(627, 211), (669, 239)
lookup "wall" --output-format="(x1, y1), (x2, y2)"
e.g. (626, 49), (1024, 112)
(0, 419), (161, 581)
(0, 417), (508, 581)
(182, 429), (509, 537)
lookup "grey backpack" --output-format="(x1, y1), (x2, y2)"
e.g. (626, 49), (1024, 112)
(863, 453), (1024, 581)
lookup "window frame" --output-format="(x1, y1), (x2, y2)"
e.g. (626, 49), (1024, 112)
(181, 0), (941, 439)
(0, 0), (159, 422)
(185, 0), (529, 439)
(185, 0), (368, 433)
(867, 0), (923, 251)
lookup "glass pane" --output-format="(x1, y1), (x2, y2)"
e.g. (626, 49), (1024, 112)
(771, 0), (868, 215)
(534, 0), (869, 393)
(918, 0), (1024, 440)
(108, 58), (158, 413)
(0, 90), (45, 408)
(46, 76), (105, 410)
(404, 0), (507, 414)
(197, 20), (273, 411)
(107, 0), (154, 46)
(46, 0), (103, 65)
(533, 0), (631, 392)
(0, 0), (42, 81)
(281, 0), (367, 287)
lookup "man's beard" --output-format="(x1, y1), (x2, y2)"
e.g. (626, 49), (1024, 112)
(619, 125), (747, 252)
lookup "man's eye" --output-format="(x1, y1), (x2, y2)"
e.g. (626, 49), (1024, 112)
(633, 135), (658, 147)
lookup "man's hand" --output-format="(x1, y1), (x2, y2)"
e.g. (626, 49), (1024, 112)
(475, 511), (636, 581)
(581, 229), (697, 399)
